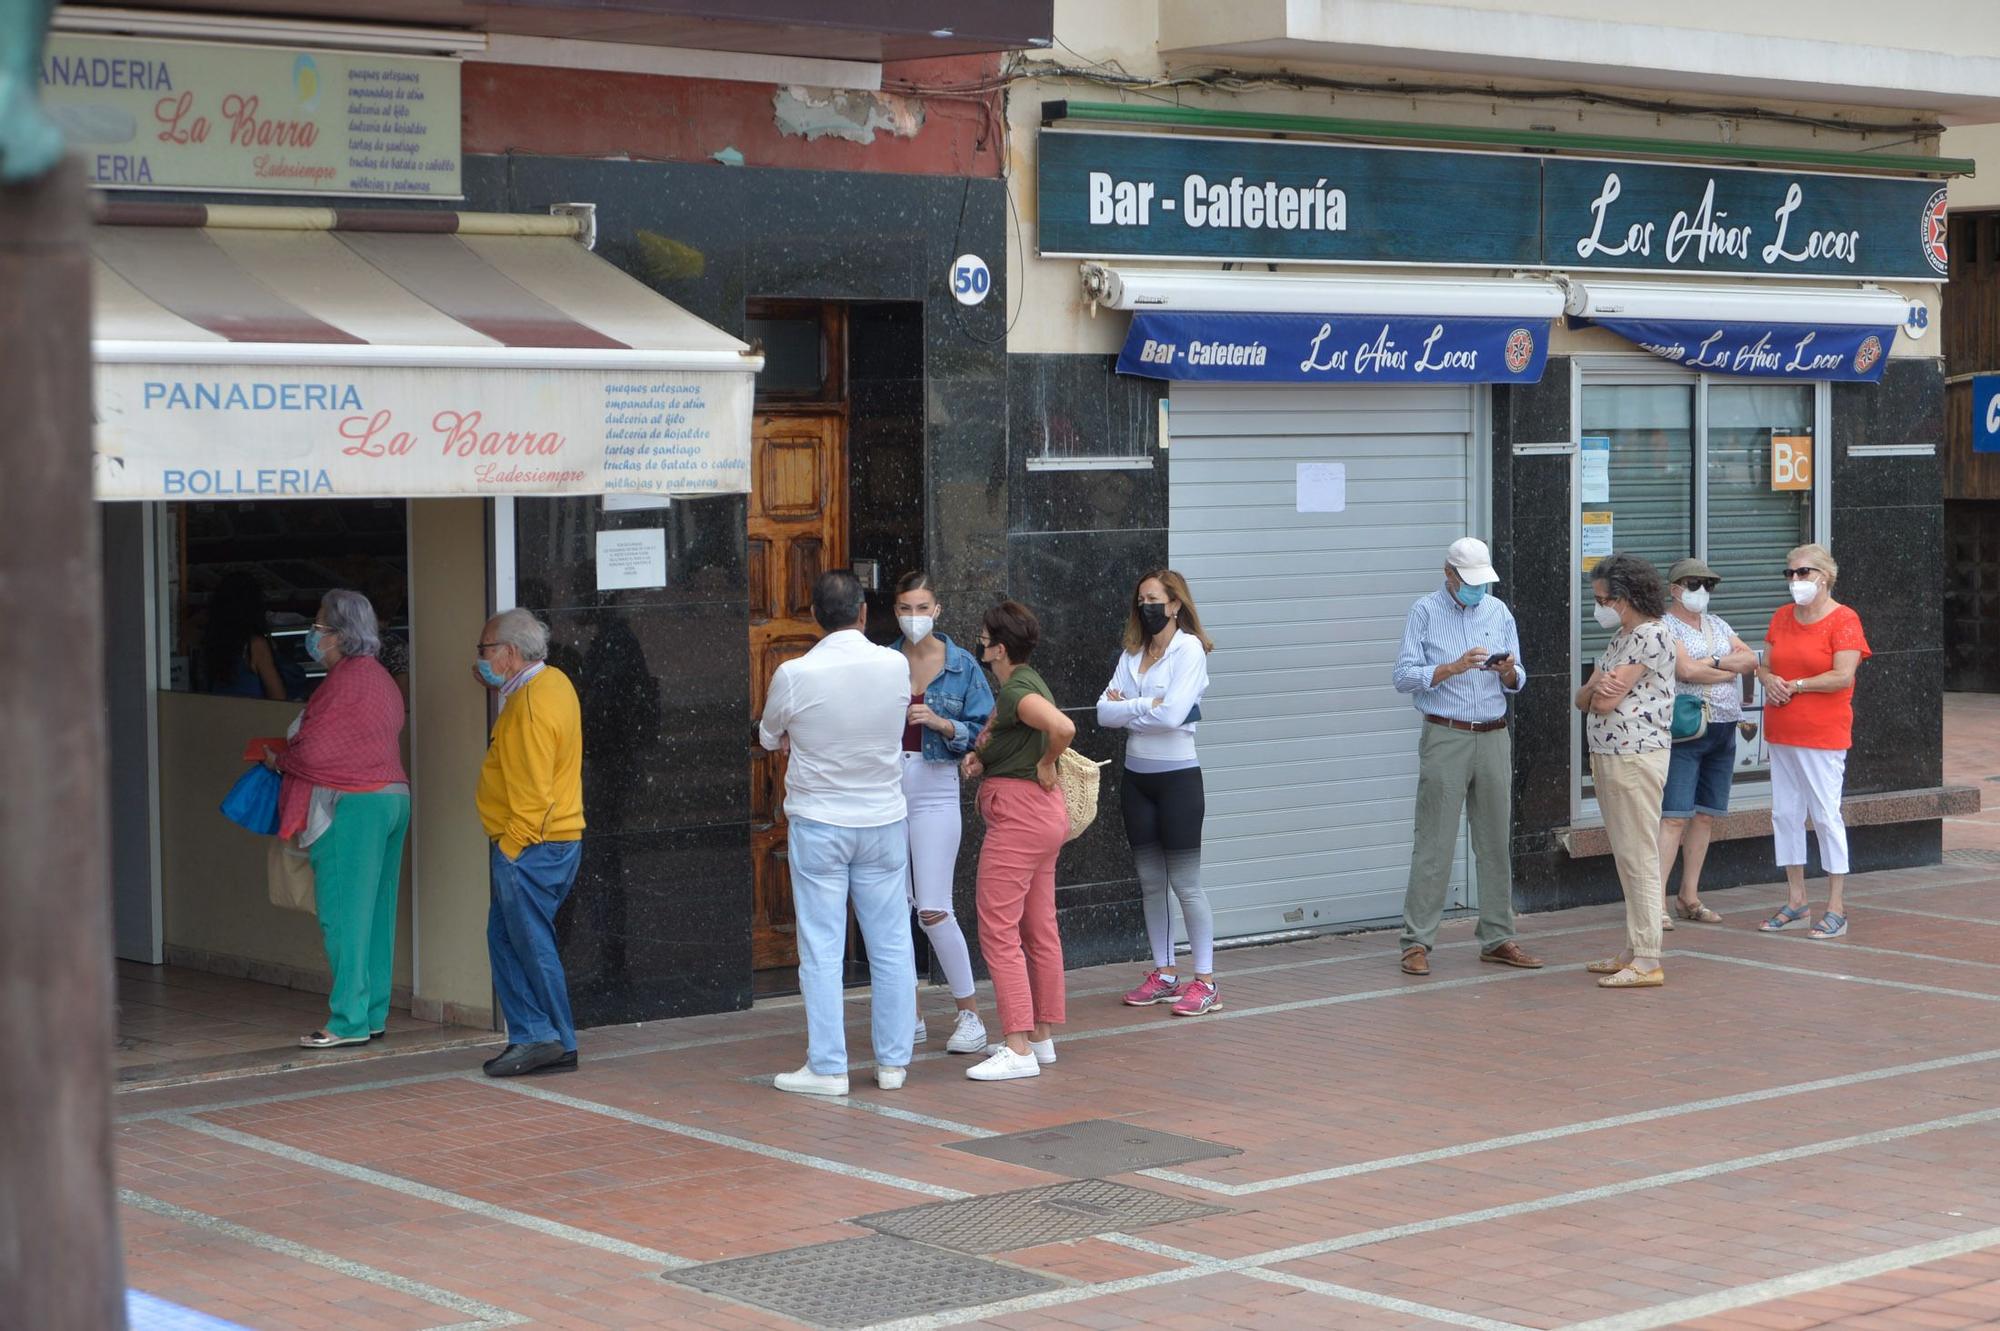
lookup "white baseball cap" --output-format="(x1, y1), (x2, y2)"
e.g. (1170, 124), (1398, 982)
(1446, 537), (1499, 585)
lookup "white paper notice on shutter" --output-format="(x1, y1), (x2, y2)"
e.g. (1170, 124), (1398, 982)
(1580, 436), (1611, 503)
(596, 528), (667, 591)
(1296, 462), (1346, 513)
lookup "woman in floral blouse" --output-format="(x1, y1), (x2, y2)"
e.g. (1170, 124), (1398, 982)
(1574, 553), (1676, 990)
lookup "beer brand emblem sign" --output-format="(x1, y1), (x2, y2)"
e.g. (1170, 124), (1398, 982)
(1923, 188), (1950, 276)
(1504, 327), (1536, 374)
(1854, 334), (1884, 375)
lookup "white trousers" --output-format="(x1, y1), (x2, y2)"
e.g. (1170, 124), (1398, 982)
(901, 752), (975, 998)
(1769, 743), (1849, 875)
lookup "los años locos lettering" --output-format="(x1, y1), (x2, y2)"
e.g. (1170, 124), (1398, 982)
(1575, 172), (1863, 268)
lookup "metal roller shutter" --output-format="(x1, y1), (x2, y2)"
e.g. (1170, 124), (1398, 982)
(1168, 384), (1480, 938)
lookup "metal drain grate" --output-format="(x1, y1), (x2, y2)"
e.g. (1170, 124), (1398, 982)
(1946, 848), (2000, 863)
(664, 1234), (1057, 1327)
(944, 1118), (1240, 1178)
(857, 1178), (1226, 1253)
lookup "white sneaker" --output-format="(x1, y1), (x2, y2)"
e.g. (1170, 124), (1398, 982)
(914, 1018), (928, 1045)
(773, 1066), (849, 1096)
(945, 1010), (989, 1054)
(876, 1066), (907, 1090)
(986, 1039), (1057, 1066)
(966, 1047), (1041, 1081)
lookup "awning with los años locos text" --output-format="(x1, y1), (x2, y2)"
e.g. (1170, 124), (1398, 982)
(1563, 279), (1924, 383)
(90, 204), (762, 501)
(1086, 265), (1565, 385)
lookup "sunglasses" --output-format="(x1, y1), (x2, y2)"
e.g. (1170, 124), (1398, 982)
(1783, 567), (1821, 580)
(1678, 579), (1718, 592)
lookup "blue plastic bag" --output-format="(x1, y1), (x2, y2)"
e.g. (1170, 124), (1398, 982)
(220, 763), (281, 836)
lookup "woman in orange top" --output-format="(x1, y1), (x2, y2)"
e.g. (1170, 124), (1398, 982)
(1755, 544), (1871, 940)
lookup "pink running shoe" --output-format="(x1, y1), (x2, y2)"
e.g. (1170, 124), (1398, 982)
(1122, 969), (1181, 1006)
(1171, 978), (1220, 1017)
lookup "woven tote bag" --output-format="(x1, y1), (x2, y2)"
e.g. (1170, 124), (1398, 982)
(1055, 749), (1109, 843)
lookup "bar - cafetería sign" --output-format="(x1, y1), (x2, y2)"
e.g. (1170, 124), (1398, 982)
(1039, 129), (1948, 281)
(40, 34), (461, 198)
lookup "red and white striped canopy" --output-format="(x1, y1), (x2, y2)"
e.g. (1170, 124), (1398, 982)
(91, 207), (760, 501)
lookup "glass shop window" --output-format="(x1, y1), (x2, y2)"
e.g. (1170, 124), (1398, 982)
(746, 300), (844, 403)
(160, 499), (410, 700)
(1576, 377), (1822, 809)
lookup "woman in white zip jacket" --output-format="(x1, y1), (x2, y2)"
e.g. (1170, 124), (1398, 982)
(1097, 569), (1220, 1016)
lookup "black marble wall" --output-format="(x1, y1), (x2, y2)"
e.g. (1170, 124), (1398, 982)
(462, 154), (1007, 1026)
(1005, 355), (1169, 970)
(1503, 357), (1947, 914)
(1831, 360), (1945, 797)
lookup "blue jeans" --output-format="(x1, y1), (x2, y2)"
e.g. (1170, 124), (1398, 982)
(787, 816), (917, 1076)
(488, 840), (583, 1050)
(1663, 722), (1737, 819)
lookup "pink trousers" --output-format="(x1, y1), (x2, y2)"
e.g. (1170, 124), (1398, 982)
(975, 777), (1069, 1035)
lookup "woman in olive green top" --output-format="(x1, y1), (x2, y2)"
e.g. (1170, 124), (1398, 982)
(961, 600), (1076, 1083)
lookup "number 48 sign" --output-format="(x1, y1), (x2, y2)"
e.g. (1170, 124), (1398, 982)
(1772, 433), (1813, 491)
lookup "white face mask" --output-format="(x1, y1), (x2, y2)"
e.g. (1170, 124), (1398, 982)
(1789, 578), (1818, 606)
(1680, 587), (1711, 614)
(1593, 602), (1623, 630)
(897, 614), (935, 643)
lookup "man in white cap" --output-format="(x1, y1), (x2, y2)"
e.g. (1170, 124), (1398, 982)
(1389, 537), (1542, 976)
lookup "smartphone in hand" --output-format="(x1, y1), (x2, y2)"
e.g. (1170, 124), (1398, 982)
(1482, 652), (1514, 671)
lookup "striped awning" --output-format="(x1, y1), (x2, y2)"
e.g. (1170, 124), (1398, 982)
(92, 206), (761, 501)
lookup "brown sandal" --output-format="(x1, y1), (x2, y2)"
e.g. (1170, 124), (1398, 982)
(1674, 900), (1722, 924)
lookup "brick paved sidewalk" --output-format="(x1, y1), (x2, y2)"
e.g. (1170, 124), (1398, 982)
(113, 851), (2000, 1331)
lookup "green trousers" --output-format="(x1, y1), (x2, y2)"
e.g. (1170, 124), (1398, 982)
(307, 790), (410, 1039)
(1400, 722), (1516, 952)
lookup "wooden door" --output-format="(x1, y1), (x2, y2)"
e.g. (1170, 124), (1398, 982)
(749, 409), (847, 970)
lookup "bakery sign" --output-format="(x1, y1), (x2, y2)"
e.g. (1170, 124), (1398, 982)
(1039, 129), (1949, 282)
(40, 33), (462, 198)
(91, 365), (754, 500)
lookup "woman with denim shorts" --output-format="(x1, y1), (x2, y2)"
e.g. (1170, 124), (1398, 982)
(1657, 557), (1757, 929)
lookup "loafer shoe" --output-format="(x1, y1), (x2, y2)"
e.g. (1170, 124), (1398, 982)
(484, 1041), (572, 1077)
(1479, 941), (1544, 969)
(774, 1066), (850, 1096)
(1400, 946), (1430, 976)
(482, 1043), (523, 1074)
(299, 1030), (368, 1049)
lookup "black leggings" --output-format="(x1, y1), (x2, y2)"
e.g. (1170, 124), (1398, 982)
(1120, 766), (1206, 852)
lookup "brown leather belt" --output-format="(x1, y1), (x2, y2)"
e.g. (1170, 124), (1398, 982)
(1426, 715), (1507, 733)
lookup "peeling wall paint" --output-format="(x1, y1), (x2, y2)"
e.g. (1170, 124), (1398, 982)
(773, 85), (925, 144)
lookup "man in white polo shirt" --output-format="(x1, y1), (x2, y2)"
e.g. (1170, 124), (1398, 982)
(758, 569), (919, 1094)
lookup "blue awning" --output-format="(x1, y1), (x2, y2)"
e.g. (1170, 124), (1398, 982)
(1115, 312), (1552, 385)
(1581, 317), (1896, 382)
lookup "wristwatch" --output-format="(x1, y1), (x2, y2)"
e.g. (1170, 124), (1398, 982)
(1710, 655), (1723, 670)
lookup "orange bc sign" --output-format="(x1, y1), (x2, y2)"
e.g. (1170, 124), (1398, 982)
(1771, 433), (1813, 491)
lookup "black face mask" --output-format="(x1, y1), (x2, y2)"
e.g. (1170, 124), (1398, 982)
(1137, 603), (1172, 638)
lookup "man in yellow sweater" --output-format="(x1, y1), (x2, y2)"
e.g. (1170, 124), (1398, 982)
(475, 608), (586, 1077)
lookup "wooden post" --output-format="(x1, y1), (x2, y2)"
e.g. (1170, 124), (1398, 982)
(0, 158), (126, 1329)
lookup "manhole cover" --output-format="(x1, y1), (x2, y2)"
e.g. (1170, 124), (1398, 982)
(944, 1118), (1240, 1178)
(857, 1178), (1226, 1253)
(1946, 848), (2000, 863)
(664, 1234), (1056, 1328)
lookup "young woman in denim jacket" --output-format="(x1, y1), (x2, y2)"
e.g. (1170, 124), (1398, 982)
(891, 571), (996, 1055)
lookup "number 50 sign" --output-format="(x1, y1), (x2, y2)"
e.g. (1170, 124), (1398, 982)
(1771, 433), (1813, 492)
